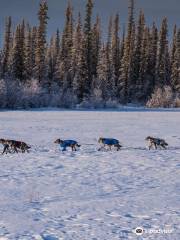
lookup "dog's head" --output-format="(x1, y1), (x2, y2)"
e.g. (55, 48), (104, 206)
(0, 139), (5, 144)
(145, 136), (152, 141)
(54, 139), (62, 144)
(98, 137), (104, 143)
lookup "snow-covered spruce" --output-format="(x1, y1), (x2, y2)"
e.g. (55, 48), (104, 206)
(0, 0), (180, 108)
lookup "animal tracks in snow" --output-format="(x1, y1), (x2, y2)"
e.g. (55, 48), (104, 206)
(0, 111), (179, 239)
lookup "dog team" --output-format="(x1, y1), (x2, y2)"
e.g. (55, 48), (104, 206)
(0, 136), (169, 154)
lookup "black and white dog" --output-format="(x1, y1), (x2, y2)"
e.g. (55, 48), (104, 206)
(145, 136), (168, 150)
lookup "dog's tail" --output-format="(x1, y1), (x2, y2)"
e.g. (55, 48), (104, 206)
(117, 144), (123, 149)
(24, 144), (31, 149)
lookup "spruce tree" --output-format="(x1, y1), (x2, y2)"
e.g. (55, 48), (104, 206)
(83, 0), (94, 98)
(52, 29), (61, 84)
(138, 27), (150, 101)
(132, 10), (145, 89)
(92, 43), (109, 105)
(11, 20), (26, 82)
(0, 51), (2, 77)
(72, 13), (84, 102)
(60, 2), (73, 91)
(31, 26), (37, 78)
(34, 0), (48, 84)
(47, 37), (54, 90)
(120, 0), (135, 103)
(96, 45), (107, 100)
(20, 19), (26, 81)
(112, 14), (120, 98)
(92, 15), (101, 78)
(145, 22), (158, 96)
(170, 25), (177, 75)
(171, 29), (180, 92)
(11, 25), (24, 81)
(120, 27), (126, 62)
(24, 25), (33, 80)
(2, 16), (12, 78)
(46, 30), (60, 89)
(104, 17), (116, 100)
(55, 29), (60, 57)
(156, 18), (170, 87)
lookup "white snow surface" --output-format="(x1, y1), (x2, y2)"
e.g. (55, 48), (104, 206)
(0, 110), (179, 240)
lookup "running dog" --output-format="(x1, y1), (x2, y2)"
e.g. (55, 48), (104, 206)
(0, 139), (11, 154)
(10, 140), (31, 153)
(98, 137), (122, 151)
(0, 139), (31, 154)
(54, 139), (81, 151)
(145, 136), (168, 150)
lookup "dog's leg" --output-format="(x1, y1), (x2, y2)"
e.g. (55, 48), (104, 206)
(117, 144), (122, 151)
(148, 143), (152, 150)
(153, 143), (157, 150)
(2, 145), (8, 155)
(11, 148), (16, 154)
(25, 148), (28, 153)
(161, 144), (167, 149)
(98, 147), (102, 151)
(6, 145), (11, 154)
(6, 145), (10, 154)
(71, 145), (76, 151)
(72, 145), (76, 151)
(115, 144), (120, 151)
(2, 146), (6, 155)
(62, 146), (66, 151)
(98, 144), (105, 151)
(14, 146), (18, 153)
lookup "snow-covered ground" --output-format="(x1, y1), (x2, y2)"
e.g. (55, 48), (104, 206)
(0, 110), (179, 240)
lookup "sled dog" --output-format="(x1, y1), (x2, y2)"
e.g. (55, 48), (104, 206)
(0, 139), (31, 154)
(0, 139), (11, 154)
(10, 140), (31, 153)
(54, 139), (81, 151)
(98, 137), (122, 151)
(145, 136), (168, 150)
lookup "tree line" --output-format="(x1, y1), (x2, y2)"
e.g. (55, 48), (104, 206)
(0, 0), (179, 109)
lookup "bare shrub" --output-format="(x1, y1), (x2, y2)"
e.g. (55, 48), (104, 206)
(146, 86), (175, 108)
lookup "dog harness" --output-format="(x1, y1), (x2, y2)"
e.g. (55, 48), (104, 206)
(60, 140), (77, 151)
(102, 138), (119, 145)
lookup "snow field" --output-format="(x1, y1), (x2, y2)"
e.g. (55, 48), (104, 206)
(0, 110), (179, 239)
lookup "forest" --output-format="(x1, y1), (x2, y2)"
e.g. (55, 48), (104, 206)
(0, 0), (179, 109)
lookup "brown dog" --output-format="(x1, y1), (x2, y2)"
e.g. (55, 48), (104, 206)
(0, 139), (31, 154)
